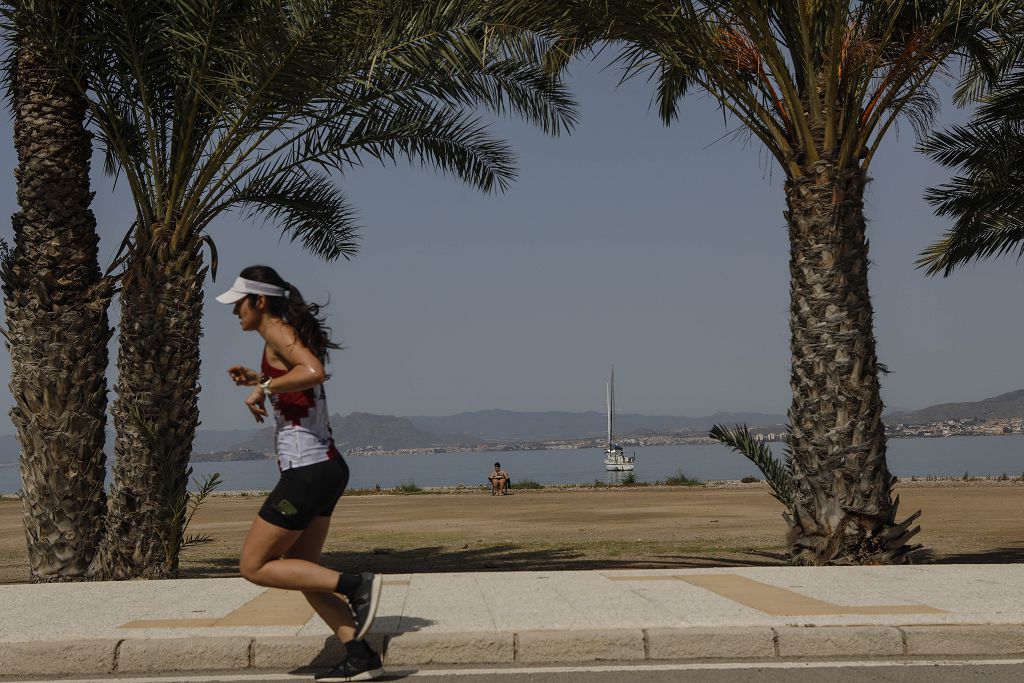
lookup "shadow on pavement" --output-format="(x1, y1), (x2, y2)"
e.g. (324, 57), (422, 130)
(183, 543), (1024, 575)
(183, 544), (789, 578)
(915, 545), (1024, 564)
(288, 617), (433, 680)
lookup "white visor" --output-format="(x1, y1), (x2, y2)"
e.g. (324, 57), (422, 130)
(215, 277), (287, 304)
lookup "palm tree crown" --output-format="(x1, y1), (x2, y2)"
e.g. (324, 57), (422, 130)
(24, 0), (576, 267)
(918, 40), (1024, 275)
(548, 0), (1008, 178)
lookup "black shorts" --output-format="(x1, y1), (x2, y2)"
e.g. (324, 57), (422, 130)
(258, 458), (350, 530)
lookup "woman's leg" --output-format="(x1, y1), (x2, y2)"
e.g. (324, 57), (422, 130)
(239, 516), (341, 592)
(286, 516), (357, 643)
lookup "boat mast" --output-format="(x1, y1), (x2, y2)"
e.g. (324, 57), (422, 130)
(607, 366), (615, 446)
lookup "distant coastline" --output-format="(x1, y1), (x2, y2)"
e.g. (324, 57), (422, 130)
(185, 389), (1024, 461)
(189, 449), (270, 463)
(3, 387), (1024, 465)
(886, 417), (1024, 439)
(193, 421), (1024, 461)
(343, 433), (719, 458)
(193, 432), (720, 461)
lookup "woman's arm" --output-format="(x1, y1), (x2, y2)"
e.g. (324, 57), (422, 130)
(261, 323), (326, 394)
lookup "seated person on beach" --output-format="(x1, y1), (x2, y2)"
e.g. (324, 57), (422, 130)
(488, 462), (510, 495)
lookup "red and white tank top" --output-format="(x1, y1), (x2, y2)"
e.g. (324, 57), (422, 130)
(262, 350), (340, 470)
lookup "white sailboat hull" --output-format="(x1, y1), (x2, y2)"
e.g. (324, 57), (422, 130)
(603, 448), (635, 471)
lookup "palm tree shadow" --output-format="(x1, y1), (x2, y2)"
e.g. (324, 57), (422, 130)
(185, 544), (788, 577)
(914, 546), (1024, 564)
(318, 544), (790, 571)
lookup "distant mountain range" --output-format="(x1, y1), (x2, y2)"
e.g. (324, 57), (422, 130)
(213, 412), (485, 454)
(405, 409), (787, 441)
(0, 408), (784, 464)
(886, 389), (1024, 425)
(3, 391), (1022, 465)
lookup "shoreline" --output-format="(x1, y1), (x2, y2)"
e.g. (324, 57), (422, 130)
(4, 474), (1017, 502)
(200, 430), (1024, 459)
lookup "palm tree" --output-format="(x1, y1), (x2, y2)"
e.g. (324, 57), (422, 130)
(25, 0), (574, 578)
(543, 0), (1012, 564)
(918, 38), (1024, 274)
(1, 2), (113, 580)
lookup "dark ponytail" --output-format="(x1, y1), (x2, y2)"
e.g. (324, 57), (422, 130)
(238, 265), (340, 363)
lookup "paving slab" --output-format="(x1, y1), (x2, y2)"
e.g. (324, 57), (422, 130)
(775, 625), (905, 658)
(0, 640), (116, 677)
(902, 624), (1024, 656)
(516, 629), (646, 663)
(646, 626), (776, 659)
(116, 636), (251, 674)
(1, 565), (1023, 677)
(385, 632), (514, 665)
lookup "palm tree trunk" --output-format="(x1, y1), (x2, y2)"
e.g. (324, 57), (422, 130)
(783, 161), (920, 565)
(92, 234), (205, 579)
(2, 39), (113, 580)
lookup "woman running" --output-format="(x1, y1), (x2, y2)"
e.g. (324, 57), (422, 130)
(218, 265), (383, 682)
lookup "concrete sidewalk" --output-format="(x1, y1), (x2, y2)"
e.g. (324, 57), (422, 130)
(2, 565), (1024, 677)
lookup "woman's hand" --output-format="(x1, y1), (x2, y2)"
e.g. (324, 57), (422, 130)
(244, 387), (269, 423)
(228, 365), (260, 386)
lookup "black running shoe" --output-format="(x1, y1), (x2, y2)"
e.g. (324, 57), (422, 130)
(314, 651), (384, 682)
(344, 572), (382, 641)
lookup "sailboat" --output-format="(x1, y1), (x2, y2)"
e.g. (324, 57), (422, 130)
(603, 367), (635, 471)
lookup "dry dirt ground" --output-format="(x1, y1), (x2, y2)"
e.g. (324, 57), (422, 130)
(1, 483), (1021, 583)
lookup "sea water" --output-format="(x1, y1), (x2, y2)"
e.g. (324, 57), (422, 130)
(0, 435), (1022, 494)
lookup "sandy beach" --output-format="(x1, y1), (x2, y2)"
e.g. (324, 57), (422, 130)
(1, 481), (1021, 583)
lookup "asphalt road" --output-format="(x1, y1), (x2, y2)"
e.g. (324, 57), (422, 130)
(15, 659), (1024, 683)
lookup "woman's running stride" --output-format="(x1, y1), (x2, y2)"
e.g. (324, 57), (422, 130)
(218, 265), (383, 682)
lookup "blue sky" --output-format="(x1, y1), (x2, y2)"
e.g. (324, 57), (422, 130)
(1, 58), (1022, 433)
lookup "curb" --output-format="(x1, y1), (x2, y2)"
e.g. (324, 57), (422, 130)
(2, 625), (1024, 677)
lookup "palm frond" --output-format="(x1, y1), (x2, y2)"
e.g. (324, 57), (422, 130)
(231, 168), (360, 262)
(709, 423), (795, 510)
(920, 63), (1024, 275)
(336, 103), (518, 193)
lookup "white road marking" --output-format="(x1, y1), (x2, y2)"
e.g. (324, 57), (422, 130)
(408, 659), (1024, 675)
(17, 658), (1024, 682)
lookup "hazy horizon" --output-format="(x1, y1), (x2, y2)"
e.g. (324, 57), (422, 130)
(1, 56), (1022, 434)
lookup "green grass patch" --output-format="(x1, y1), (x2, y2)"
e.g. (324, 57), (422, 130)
(740, 476), (760, 484)
(396, 481), (423, 494)
(663, 471), (703, 487)
(510, 479), (544, 490)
